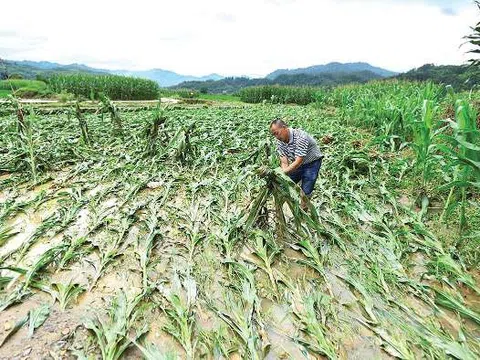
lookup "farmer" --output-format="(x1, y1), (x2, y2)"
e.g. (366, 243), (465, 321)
(269, 118), (323, 208)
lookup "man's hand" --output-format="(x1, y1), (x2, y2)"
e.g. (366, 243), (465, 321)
(280, 156), (289, 171)
(283, 156), (303, 174)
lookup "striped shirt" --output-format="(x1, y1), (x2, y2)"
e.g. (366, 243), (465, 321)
(276, 128), (323, 164)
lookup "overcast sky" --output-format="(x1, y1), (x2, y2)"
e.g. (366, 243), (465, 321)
(0, 0), (477, 77)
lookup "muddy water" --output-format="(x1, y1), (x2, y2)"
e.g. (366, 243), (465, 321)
(261, 299), (306, 359)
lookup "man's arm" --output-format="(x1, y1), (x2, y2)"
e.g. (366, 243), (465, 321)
(283, 156), (303, 174)
(279, 156), (289, 171)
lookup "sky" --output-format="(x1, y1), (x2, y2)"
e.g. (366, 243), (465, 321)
(0, 0), (478, 77)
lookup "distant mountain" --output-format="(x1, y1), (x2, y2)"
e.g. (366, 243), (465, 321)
(111, 69), (223, 87)
(1, 59), (224, 87)
(266, 62), (397, 80)
(173, 70), (383, 94)
(1, 59), (108, 79)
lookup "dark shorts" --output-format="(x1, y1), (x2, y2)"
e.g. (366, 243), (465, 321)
(288, 158), (322, 197)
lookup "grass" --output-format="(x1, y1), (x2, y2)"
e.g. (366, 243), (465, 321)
(0, 89), (11, 98)
(0, 79), (48, 91)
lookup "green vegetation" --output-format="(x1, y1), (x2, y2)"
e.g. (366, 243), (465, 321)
(172, 70), (382, 94)
(0, 75), (159, 100)
(159, 88), (200, 99)
(395, 64), (480, 91)
(240, 85), (317, 105)
(0, 80), (48, 91)
(198, 93), (240, 102)
(0, 81), (478, 358)
(464, 1), (480, 67)
(0, 79), (51, 98)
(47, 73), (160, 100)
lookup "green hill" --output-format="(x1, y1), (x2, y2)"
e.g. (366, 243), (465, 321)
(172, 70), (382, 94)
(394, 64), (480, 91)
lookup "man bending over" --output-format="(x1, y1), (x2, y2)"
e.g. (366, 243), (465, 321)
(269, 118), (323, 208)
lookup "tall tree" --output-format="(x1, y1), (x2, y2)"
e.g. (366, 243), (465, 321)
(0, 58), (8, 80)
(464, 1), (480, 67)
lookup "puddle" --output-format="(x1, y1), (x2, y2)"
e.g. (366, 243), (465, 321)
(341, 335), (386, 360)
(326, 271), (357, 306)
(262, 299), (306, 359)
(1, 212), (43, 260)
(407, 252), (428, 280)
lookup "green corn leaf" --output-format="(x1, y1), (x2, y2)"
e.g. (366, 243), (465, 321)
(28, 303), (50, 337)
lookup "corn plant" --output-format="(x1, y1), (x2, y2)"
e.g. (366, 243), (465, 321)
(392, 302), (478, 359)
(207, 280), (266, 360)
(133, 341), (178, 360)
(167, 122), (195, 163)
(0, 314), (29, 348)
(427, 254), (479, 294)
(51, 279), (86, 310)
(158, 274), (198, 359)
(244, 167), (320, 236)
(145, 102), (167, 156)
(83, 291), (149, 360)
(290, 288), (337, 359)
(355, 316), (416, 360)
(249, 230), (281, 295)
(178, 201), (206, 268)
(410, 99), (441, 189)
(0, 244), (66, 311)
(99, 93), (123, 135)
(28, 303), (50, 337)
(439, 98), (480, 231)
(91, 217), (132, 288)
(5, 94), (27, 135)
(135, 204), (161, 291)
(75, 101), (91, 145)
(0, 225), (17, 247)
(433, 287), (480, 325)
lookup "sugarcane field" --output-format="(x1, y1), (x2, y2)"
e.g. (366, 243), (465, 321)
(1, 1), (480, 359)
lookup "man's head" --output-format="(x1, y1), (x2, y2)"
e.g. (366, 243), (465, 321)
(270, 118), (290, 143)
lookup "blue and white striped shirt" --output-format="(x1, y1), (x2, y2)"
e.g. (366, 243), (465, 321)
(276, 128), (323, 165)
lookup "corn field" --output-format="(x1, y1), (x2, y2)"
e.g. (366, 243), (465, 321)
(239, 86), (317, 105)
(47, 74), (160, 100)
(0, 81), (479, 359)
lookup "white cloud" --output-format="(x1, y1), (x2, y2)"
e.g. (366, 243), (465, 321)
(0, 0), (477, 76)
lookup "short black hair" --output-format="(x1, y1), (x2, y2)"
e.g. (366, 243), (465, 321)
(270, 118), (287, 128)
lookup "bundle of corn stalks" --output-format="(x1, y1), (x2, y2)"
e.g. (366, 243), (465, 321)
(0, 95), (27, 135)
(75, 101), (91, 145)
(99, 93), (123, 135)
(144, 102), (168, 156)
(243, 166), (320, 238)
(167, 122), (195, 164)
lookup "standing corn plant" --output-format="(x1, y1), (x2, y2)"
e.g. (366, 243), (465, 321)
(439, 98), (480, 231)
(411, 99), (440, 189)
